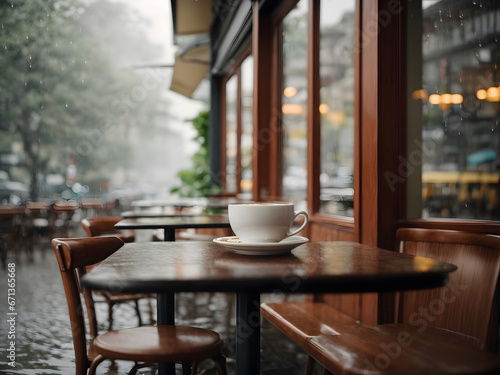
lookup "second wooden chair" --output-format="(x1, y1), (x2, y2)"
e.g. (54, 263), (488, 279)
(81, 216), (154, 329)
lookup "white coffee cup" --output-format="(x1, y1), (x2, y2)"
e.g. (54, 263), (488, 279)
(228, 202), (309, 243)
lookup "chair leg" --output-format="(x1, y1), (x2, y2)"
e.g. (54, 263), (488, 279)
(134, 300), (143, 326)
(108, 303), (114, 330)
(128, 362), (157, 375)
(190, 361), (199, 375)
(213, 353), (228, 375)
(147, 298), (155, 324)
(88, 354), (106, 375)
(305, 355), (315, 375)
(182, 361), (192, 375)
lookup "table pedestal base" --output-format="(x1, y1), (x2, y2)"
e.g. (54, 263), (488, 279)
(236, 291), (261, 375)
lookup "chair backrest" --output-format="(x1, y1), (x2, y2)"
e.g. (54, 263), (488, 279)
(51, 236), (124, 375)
(81, 216), (123, 237)
(396, 228), (500, 352)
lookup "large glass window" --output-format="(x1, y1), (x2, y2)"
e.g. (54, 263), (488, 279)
(409, 1), (500, 221)
(241, 56), (254, 195)
(281, 0), (309, 205)
(318, 0), (355, 217)
(225, 75), (238, 192)
(222, 53), (253, 196)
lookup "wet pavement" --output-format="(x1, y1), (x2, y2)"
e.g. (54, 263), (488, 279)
(0, 226), (320, 375)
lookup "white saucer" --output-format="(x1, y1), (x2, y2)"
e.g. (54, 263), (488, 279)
(213, 236), (309, 255)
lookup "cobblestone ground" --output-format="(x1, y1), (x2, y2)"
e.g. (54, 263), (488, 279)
(0, 227), (322, 375)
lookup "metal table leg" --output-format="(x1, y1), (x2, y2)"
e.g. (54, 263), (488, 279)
(236, 291), (261, 375)
(164, 228), (175, 241)
(157, 292), (175, 375)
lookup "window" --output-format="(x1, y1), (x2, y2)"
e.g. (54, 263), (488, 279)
(280, 0), (309, 206)
(225, 75), (238, 192)
(241, 56), (254, 195)
(222, 53), (253, 196)
(319, 0), (356, 217)
(408, 1), (500, 221)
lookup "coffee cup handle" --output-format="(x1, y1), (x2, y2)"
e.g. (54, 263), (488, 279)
(285, 211), (309, 238)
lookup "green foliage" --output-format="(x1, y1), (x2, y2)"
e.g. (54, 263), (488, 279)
(170, 111), (219, 198)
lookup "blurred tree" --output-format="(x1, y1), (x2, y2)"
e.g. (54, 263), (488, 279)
(0, 0), (170, 199)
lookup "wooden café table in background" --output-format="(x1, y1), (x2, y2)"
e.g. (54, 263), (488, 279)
(114, 214), (231, 241)
(80, 240), (457, 375)
(129, 197), (241, 213)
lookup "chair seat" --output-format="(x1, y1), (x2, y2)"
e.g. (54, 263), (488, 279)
(261, 301), (359, 349)
(306, 323), (500, 375)
(93, 325), (224, 363)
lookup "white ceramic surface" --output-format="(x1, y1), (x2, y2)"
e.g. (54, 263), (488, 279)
(213, 235), (309, 255)
(228, 202), (309, 243)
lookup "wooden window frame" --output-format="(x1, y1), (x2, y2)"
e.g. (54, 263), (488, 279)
(252, 0), (359, 229)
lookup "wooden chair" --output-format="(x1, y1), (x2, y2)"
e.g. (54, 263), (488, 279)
(262, 228), (500, 374)
(81, 216), (154, 329)
(81, 216), (135, 243)
(52, 236), (228, 375)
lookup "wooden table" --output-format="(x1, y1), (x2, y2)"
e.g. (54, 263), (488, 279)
(130, 197), (241, 212)
(80, 241), (457, 375)
(114, 214), (231, 241)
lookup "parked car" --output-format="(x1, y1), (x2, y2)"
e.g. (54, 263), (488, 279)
(0, 171), (29, 205)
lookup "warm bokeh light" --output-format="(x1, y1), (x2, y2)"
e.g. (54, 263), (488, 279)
(476, 89), (487, 100)
(326, 111), (346, 126)
(240, 179), (252, 192)
(429, 94), (441, 105)
(283, 86), (297, 98)
(319, 103), (329, 114)
(411, 89), (428, 102)
(441, 93), (452, 104)
(282, 103), (303, 115)
(428, 93), (463, 105)
(486, 87), (500, 102)
(451, 94), (463, 104)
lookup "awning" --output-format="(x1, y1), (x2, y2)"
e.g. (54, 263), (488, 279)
(172, 0), (212, 36)
(169, 40), (210, 98)
(169, 1), (212, 97)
